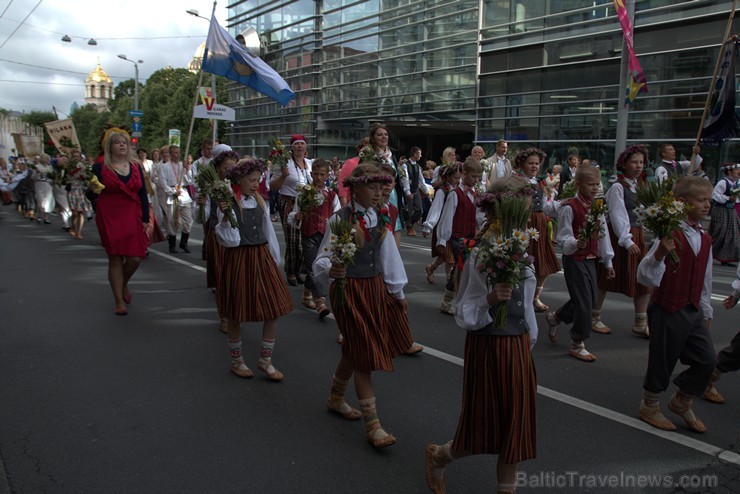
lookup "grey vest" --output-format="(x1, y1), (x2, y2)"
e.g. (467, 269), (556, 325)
(408, 161), (421, 194)
(235, 203), (267, 246)
(476, 283), (529, 337)
(532, 181), (543, 213)
(620, 181), (638, 227)
(337, 206), (382, 278)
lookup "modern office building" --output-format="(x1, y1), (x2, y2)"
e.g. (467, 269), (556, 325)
(225, 0), (737, 178)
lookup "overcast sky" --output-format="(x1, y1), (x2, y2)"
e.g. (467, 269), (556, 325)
(0, 0), (230, 115)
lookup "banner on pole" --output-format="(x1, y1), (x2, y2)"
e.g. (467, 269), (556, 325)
(614, 0), (648, 106)
(701, 39), (740, 144)
(43, 119), (81, 155)
(169, 129), (181, 147)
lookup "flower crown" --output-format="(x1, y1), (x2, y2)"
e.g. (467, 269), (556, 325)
(439, 161), (463, 177)
(514, 147), (547, 168)
(721, 162), (740, 172)
(102, 127), (130, 149)
(342, 174), (394, 187)
(616, 144), (648, 170)
(226, 158), (265, 180)
(475, 185), (535, 208)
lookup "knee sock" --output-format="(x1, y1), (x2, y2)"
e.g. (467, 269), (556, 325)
(642, 389), (661, 407)
(228, 338), (243, 363)
(358, 397), (390, 440)
(328, 375), (354, 414)
(260, 338), (275, 360)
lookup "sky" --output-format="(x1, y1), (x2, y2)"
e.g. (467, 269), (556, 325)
(0, 0), (231, 115)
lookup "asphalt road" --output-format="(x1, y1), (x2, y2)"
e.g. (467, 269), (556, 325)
(1, 205), (739, 493)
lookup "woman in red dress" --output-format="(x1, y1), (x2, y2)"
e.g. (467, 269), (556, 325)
(92, 130), (149, 315)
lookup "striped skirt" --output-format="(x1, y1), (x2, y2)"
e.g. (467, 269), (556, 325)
(597, 224), (650, 297)
(205, 228), (224, 288)
(146, 205), (166, 246)
(330, 275), (414, 372)
(709, 203), (740, 263)
(452, 332), (537, 464)
(527, 211), (560, 278)
(218, 243), (294, 322)
(430, 227), (455, 264)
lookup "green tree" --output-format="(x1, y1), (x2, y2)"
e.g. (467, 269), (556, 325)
(71, 104), (110, 158)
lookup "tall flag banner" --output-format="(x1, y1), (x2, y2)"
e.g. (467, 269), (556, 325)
(701, 38), (740, 144)
(201, 16), (295, 106)
(43, 119), (80, 155)
(613, 0), (648, 105)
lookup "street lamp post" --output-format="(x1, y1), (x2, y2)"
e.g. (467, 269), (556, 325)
(117, 54), (143, 111)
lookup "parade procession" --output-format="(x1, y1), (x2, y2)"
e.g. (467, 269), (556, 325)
(2, 1), (740, 493)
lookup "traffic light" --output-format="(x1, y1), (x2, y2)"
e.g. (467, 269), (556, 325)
(131, 136), (139, 149)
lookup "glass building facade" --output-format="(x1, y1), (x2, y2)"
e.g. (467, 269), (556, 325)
(225, 0), (737, 179)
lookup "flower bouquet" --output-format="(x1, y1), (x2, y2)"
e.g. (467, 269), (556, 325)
(296, 183), (324, 213)
(559, 180), (577, 199)
(325, 218), (357, 307)
(267, 137), (290, 174)
(480, 158), (492, 176)
(635, 192), (690, 266)
(578, 197), (607, 242)
(211, 178), (239, 228)
(194, 165), (220, 224)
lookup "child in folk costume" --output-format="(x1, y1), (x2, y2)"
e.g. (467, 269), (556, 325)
(425, 176), (538, 494)
(546, 165), (615, 362)
(636, 177), (716, 432)
(709, 162), (740, 266)
(215, 158), (294, 381)
(313, 163), (415, 448)
(593, 145), (652, 338)
(703, 262), (740, 404)
(437, 157), (485, 315)
(287, 158), (341, 319)
(422, 162), (463, 284)
(514, 147), (560, 312)
(197, 148), (239, 333)
(66, 159), (94, 240)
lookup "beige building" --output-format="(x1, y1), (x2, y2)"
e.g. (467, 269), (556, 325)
(85, 62), (113, 111)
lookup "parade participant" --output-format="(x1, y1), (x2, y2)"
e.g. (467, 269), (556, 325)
(654, 144), (702, 183)
(514, 147), (560, 312)
(192, 139), (214, 260)
(593, 145), (652, 338)
(196, 147), (239, 333)
(136, 148), (165, 249)
(0, 158), (13, 204)
(67, 156), (93, 240)
(557, 153), (579, 196)
(370, 124), (404, 245)
(425, 175), (538, 494)
(92, 129), (149, 316)
(422, 162), (462, 285)
(401, 146), (426, 236)
(703, 263), (740, 404)
(489, 140), (512, 184)
(16, 159), (35, 220)
(270, 134), (313, 285)
(338, 139), (369, 207)
(709, 162), (740, 266)
(379, 161), (403, 249)
(436, 157), (484, 315)
(33, 153), (55, 224)
(636, 176), (715, 432)
(470, 146), (487, 189)
(432, 147), (457, 187)
(287, 158), (340, 319)
(153, 145), (193, 254)
(547, 165), (614, 362)
(313, 162), (414, 448)
(215, 158), (293, 380)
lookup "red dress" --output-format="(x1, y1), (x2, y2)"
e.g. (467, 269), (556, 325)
(95, 164), (148, 257)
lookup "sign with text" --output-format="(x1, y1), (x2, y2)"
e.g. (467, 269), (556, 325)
(193, 103), (235, 121)
(43, 119), (80, 155)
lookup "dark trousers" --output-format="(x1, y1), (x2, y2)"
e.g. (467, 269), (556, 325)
(405, 191), (423, 228)
(643, 303), (716, 396)
(717, 330), (740, 373)
(446, 238), (465, 292)
(269, 190), (280, 215)
(202, 222), (211, 260)
(301, 232), (326, 298)
(557, 256), (597, 342)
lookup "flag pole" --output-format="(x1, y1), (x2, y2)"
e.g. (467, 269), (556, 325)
(689, 0), (738, 174)
(614, 0), (635, 156)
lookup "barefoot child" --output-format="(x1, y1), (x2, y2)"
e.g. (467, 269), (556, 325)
(547, 165), (614, 362)
(637, 176), (716, 432)
(422, 162), (462, 284)
(288, 158), (340, 319)
(313, 162), (415, 448)
(593, 144), (652, 338)
(425, 176), (538, 494)
(215, 158), (294, 381)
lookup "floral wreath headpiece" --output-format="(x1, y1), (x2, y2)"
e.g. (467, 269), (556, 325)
(721, 162), (740, 172)
(475, 184), (536, 208)
(514, 147), (547, 168)
(102, 127), (130, 150)
(226, 158), (265, 180)
(615, 144), (649, 171)
(439, 161), (463, 177)
(342, 174), (394, 188)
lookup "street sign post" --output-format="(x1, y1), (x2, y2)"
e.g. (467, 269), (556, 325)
(128, 110), (144, 117)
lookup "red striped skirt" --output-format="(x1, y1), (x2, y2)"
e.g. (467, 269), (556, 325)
(146, 205), (166, 246)
(597, 224), (649, 297)
(452, 332), (537, 464)
(218, 243), (294, 322)
(430, 228), (455, 263)
(330, 275), (414, 372)
(527, 211), (560, 278)
(205, 228), (224, 289)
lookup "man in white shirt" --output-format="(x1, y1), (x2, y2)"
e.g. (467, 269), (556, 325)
(654, 144), (702, 183)
(401, 146), (426, 236)
(154, 145), (193, 253)
(489, 140), (512, 183)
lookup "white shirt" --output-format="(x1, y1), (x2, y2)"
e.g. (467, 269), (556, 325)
(422, 183), (456, 234)
(436, 184), (485, 247)
(732, 263), (740, 298)
(493, 154), (510, 178)
(192, 156), (211, 178)
(313, 202), (408, 299)
(455, 255), (538, 349)
(655, 156), (702, 184)
(278, 157), (313, 197)
(712, 178), (739, 204)
(637, 221), (713, 319)
(215, 195), (281, 265)
(556, 195), (614, 268)
(154, 161), (192, 205)
(400, 160), (427, 196)
(287, 188), (341, 228)
(605, 178), (637, 249)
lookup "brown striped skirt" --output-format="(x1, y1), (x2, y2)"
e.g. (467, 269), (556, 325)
(430, 227), (455, 263)
(596, 224), (649, 297)
(330, 275), (414, 372)
(205, 228), (224, 289)
(218, 243), (294, 322)
(452, 332), (537, 464)
(527, 211), (560, 278)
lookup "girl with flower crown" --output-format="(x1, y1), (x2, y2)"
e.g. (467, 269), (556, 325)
(709, 162), (740, 266)
(369, 124), (404, 246)
(592, 145), (651, 338)
(215, 158), (294, 381)
(425, 175), (538, 494)
(313, 162), (415, 449)
(422, 162), (463, 284)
